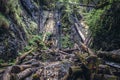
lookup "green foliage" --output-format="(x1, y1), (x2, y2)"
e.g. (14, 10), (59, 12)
(84, 2), (120, 51)
(21, 34), (47, 55)
(24, 46), (31, 52)
(24, 34), (47, 51)
(1, 0), (37, 37)
(62, 34), (73, 48)
(28, 35), (42, 46)
(84, 9), (104, 36)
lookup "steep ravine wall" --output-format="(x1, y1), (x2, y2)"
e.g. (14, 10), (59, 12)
(0, 0), (38, 61)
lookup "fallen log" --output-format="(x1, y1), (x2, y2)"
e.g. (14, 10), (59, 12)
(2, 66), (18, 80)
(2, 64), (34, 80)
(17, 68), (37, 80)
(11, 65), (32, 73)
(0, 63), (12, 68)
(84, 32), (92, 46)
(74, 23), (85, 42)
(97, 50), (120, 63)
(15, 48), (34, 65)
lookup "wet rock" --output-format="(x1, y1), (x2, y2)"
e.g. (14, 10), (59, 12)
(20, 0), (38, 19)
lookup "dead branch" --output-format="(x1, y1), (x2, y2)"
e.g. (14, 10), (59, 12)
(15, 48), (34, 65)
(75, 23), (86, 42)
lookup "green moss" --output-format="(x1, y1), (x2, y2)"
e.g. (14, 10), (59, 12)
(0, 13), (9, 29)
(83, 2), (120, 50)
(24, 46), (31, 52)
(29, 21), (38, 34)
(8, 0), (38, 39)
(62, 34), (73, 48)
(84, 9), (104, 36)
(21, 34), (46, 51)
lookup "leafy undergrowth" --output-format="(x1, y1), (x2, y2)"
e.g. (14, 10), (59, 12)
(20, 34), (47, 54)
(84, 2), (120, 51)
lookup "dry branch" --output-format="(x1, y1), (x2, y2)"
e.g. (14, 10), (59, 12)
(15, 48), (34, 65)
(75, 23), (85, 42)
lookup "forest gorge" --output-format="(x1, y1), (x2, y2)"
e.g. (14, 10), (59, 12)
(0, 0), (120, 80)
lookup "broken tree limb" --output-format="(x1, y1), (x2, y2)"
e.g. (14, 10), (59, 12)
(15, 48), (34, 65)
(2, 64), (34, 80)
(84, 32), (92, 46)
(74, 23), (85, 42)
(70, 17), (95, 56)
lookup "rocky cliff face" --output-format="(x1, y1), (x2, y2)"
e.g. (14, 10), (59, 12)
(0, 0), (39, 61)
